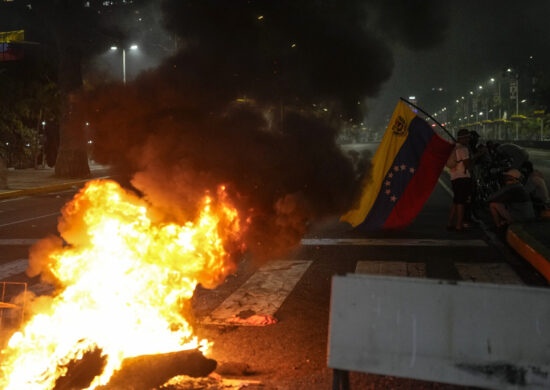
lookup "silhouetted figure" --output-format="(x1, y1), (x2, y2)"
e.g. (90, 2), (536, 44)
(447, 129), (472, 231)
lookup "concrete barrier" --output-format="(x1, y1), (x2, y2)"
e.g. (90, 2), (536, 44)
(328, 274), (550, 390)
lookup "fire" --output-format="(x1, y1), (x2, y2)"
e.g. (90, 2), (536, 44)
(0, 179), (242, 389)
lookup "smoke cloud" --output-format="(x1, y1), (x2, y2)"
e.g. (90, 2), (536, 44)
(77, 0), (449, 261)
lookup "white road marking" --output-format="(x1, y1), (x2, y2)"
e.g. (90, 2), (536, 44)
(355, 261), (426, 277)
(438, 178), (453, 197)
(0, 239), (40, 246)
(0, 196), (29, 203)
(0, 212), (60, 228)
(0, 259), (28, 280)
(455, 262), (524, 285)
(29, 282), (54, 296)
(204, 260), (312, 326)
(301, 238), (487, 247)
(0, 259), (54, 296)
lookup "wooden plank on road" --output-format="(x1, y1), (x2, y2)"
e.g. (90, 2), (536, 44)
(328, 275), (550, 390)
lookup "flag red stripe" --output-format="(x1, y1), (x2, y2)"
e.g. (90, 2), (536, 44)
(383, 133), (454, 229)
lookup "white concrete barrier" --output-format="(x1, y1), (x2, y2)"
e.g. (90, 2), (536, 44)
(328, 275), (550, 390)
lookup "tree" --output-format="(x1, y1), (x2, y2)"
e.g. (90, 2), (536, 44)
(0, 0), (157, 177)
(0, 58), (60, 169)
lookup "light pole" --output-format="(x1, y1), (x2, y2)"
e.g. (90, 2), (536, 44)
(110, 44), (138, 84)
(515, 73), (519, 140)
(491, 77), (503, 139)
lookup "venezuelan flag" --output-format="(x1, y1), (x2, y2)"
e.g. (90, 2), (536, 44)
(342, 100), (454, 229)
(0, 30), (24, 62)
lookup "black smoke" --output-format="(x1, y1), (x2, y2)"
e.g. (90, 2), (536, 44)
(80, 0), (449, 261)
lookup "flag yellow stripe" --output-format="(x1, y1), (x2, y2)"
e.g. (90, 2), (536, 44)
(341, 101), (417, 226)
(0, 30), (24, 43)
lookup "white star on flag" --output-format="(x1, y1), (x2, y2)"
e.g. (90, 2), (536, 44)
(388, 172), (394, 178)
(390, 195), (397, 202)
(400, 164), (406, 170)
(385, 180), (391, 186)
(393, 166), (399, 172)
(385, 189), (391, 195)
(409, 167), (415, 173)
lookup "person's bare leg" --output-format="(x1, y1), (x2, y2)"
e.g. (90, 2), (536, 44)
(495, 203), (513, 225)
(489, 202), (501, 226)
(448, 203), (456, 227)
(490, 203), (512, 226)
(455, 204), (465, 229)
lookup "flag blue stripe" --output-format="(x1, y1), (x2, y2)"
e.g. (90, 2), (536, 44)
(358, 117), (435, 230)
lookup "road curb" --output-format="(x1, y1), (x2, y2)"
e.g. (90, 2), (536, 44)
(506, 224), (550, 282)
(0, 177), (109, 200)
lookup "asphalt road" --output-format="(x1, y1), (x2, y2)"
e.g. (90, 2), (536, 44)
(0, 145), (548, 389)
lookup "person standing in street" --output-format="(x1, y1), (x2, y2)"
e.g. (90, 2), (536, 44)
(447, 129), (472, 231)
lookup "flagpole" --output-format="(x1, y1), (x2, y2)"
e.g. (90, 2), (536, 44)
(400, 97), (456, 143)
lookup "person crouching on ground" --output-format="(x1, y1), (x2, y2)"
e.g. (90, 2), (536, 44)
(520, 161), (550, 217)
(488, 168), (535, 230)
(447, 129), (472, 231)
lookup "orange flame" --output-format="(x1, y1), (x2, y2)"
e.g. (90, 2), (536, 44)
(0, 179), (241, 389)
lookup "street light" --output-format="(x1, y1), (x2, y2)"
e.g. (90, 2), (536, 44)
(110, 44), (139, 84)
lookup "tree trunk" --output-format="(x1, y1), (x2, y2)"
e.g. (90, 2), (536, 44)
(0, 157), (7, 189)
(54, 144), (90, 178)
(54, 99), (90, 178)
(53, 22), (90, 178)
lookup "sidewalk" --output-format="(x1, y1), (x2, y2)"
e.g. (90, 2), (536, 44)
(0, 163), (111, 200)
(474, 205), (550, 284)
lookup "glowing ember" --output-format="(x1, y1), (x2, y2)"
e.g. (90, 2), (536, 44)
(0, 179), (242, 389)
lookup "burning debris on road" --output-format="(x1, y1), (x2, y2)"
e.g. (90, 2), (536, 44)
(0, 180), (240, 389)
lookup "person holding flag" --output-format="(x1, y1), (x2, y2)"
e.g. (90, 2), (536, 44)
(446, 129), (472, 231)
(341, 99), (454, 230)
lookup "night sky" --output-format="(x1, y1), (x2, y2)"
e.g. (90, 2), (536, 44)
(367, 0), (550, 128)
